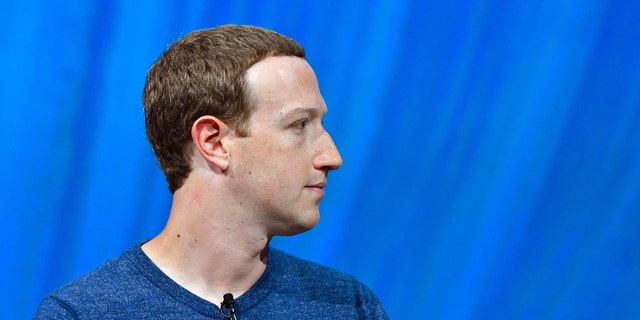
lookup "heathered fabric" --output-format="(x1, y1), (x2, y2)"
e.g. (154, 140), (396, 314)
(33, 244), (388, 319)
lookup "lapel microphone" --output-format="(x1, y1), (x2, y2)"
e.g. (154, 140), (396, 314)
(220, 293), (238, 320)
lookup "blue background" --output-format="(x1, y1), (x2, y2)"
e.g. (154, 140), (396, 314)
(2, 1), (639, 319)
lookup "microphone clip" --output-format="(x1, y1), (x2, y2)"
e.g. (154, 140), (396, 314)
(220, 293), (238, 320)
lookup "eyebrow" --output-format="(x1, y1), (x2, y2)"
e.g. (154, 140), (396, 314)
(282, 106), (327, 119)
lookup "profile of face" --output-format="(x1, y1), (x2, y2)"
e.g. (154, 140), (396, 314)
(227, 56), (343, 236)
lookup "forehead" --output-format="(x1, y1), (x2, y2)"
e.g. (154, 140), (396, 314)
(244, 56), (327, 116)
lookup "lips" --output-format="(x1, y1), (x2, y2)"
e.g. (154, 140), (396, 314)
(307, 181), (326, 188)
(305, 181), (326, 195)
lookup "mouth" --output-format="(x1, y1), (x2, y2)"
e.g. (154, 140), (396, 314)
(307, 181), (326, 188)
(305, 181), (326, 195)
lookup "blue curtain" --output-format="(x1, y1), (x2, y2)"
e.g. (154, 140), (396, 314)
(3, 1), (639, 319)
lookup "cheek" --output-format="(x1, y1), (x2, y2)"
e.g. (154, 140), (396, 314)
(238, 137), (310, 184)
(241, 149), (290, 185)
(258, 154), (307, 193)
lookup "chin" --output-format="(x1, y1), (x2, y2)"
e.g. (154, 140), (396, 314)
(277, 212), (320, 236)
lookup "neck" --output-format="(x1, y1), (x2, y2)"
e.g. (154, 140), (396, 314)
(142, 185), (270, 307)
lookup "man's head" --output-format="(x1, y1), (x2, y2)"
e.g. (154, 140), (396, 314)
(143, 25), (305, 193)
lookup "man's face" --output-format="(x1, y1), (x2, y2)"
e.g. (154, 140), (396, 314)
(227, 56), (342, 236)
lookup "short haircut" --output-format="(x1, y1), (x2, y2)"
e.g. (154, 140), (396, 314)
(142, 25), (305, 193)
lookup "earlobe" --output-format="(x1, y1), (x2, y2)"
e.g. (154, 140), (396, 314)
(191, 116), (230, 171)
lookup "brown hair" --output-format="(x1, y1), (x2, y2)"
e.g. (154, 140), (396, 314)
(142, 25), (305, 193)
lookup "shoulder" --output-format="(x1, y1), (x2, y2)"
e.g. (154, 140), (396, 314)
(264, 248), (389, 319)
(49, 246), (141, 300)
(269, 249), (361, 284)
(33, 245), (150, 319)
(269, 248), (356, 284)
(47, 252), (126, 297)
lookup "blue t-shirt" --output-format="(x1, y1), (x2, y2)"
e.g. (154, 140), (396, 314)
(34, 244), (388, 319)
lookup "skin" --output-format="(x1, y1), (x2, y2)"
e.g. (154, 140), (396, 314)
(141, 56), (342, 307)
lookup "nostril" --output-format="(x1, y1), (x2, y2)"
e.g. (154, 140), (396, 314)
(314, 151), (341, 172)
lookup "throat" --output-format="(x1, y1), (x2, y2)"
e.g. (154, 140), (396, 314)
(141, 232), (270, 306)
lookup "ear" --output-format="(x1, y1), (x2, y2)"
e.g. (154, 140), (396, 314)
(191, 115), (231, 172)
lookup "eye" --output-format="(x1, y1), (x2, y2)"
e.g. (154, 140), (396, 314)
(292, 119), (308, 131)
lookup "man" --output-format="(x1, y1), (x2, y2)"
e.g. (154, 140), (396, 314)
(34, 25), (388, 319)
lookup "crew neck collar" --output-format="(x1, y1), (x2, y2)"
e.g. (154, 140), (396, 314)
(126, 243), (275, 317)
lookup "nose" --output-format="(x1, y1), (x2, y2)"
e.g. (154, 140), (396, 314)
(314, 130), (342, 172)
